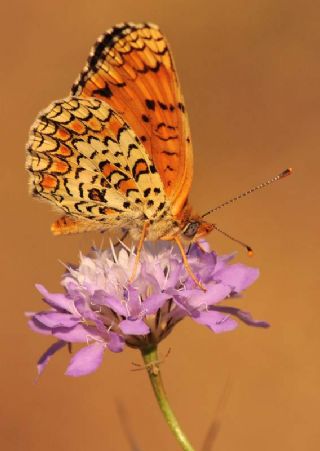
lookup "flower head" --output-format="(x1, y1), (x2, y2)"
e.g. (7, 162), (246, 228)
(28, 240), (268, 377)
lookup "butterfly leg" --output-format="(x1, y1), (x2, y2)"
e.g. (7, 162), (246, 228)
(129, 221), (149, 283)
(174, 237), (207, 292)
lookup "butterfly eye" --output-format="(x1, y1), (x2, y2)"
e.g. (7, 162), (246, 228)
(182, 221), (200, 239)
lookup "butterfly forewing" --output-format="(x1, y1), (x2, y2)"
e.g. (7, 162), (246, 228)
(71, 22), (193, 216)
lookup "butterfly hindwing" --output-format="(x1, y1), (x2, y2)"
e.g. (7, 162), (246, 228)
(26, 96), (168, 233)
(71, 22), (193, 216)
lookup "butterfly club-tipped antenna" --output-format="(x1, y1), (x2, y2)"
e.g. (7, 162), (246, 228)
(214, 225), (253, 256)
(201, 168), (292, 255)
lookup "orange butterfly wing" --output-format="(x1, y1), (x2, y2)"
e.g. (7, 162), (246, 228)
(71, 22), (193, 217)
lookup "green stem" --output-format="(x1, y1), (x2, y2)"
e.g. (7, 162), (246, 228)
(141, 346), (195, 451)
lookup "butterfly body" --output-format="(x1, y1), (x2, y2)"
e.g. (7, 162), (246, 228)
(26, 22), (214, 250)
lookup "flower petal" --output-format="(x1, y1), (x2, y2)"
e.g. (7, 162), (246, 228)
(165, 259), (183, 289)
(119, 319), (150, 335)
(65, 342), (105, 377)
(215, 264), (259, 292)
(193, 310), (238, 333)
(187, 283), (231, 308)
(135, 264), (162, 295)
(192, 239), (211, 253)
(107, 331), (125, 353)
(126, 286), (141, 316)
(189, 250), (217, 282)
(92, 291), (127, 316)
(37, 340), (67, 375)
(143, 293), (171, 314)
(53, 324), (102, 342)
(28, 315), (53, 335)
(34, 312), (79, 328)
(213, 253), (236, 273)
(36, 284), (73, 312)
(210, 305), (270, 328)
(73, 296), (97, 320)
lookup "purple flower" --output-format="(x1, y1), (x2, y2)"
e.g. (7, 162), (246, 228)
(27, 240), (268, 377)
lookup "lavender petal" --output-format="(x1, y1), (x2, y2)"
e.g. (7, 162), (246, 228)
(107, 331), (125, 353)
(34, 312), (79, 328)
(28, 315), (53, 335)
(126, 286), (141, 316)
(193, 310), (238, 333)
(142, 293), (171, 314)
(92, 290), (128, 316)
(119, 319), (150, 335)
(210, 305), (270, 328)
(65, 342), (105, 377)
(35, 284), (73, 312)
(37, 340), (67, 375)
(53, 324), (102, 342)
(215, 264), (259, 292)
(187, 283), (231, 308)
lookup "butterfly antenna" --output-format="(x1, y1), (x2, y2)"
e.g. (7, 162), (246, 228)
(202, 168), (292, 218)
(214, 225), (253, 256)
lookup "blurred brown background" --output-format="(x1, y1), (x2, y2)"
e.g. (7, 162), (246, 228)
(1, 0), (319, 450)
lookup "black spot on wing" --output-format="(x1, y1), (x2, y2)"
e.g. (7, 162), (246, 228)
(157, 135), (178, 142)
(145, 99), (155, 110)
(158, 101), (168, 110)
(78, 182), (84, 198)
(162, 150), (177, 156)
(93, 84), (113, 98)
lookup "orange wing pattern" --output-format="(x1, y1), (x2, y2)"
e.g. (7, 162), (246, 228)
(71, 22), (193, 216)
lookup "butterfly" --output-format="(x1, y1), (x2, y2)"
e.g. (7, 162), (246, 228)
(26, 22), (215, 288)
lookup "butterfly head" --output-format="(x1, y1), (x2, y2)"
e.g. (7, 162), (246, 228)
(177, 205), (214, 242)
(181, 218), (214, 241)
